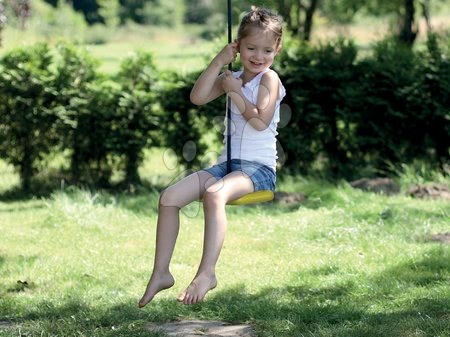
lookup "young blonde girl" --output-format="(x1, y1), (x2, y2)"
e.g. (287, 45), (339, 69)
(139, 7), (285, 306)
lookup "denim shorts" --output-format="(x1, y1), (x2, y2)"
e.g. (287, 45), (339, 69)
(202, 159), (276, 192)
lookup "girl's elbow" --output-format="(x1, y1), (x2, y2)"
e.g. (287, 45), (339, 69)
(250, 119), (270, 131)
(190, 94), (201, 105)
(254, 124), (269, 132)
(190, 93), (205, 106)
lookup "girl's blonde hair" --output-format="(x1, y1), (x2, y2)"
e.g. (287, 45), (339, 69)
(237, 7), (283, 49)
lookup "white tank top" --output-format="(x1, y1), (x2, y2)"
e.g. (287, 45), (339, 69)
(217, 68), (286, 170)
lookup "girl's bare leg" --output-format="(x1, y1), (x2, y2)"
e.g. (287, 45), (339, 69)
(178, 171), (254, 305)
(138, 171), (217, 307)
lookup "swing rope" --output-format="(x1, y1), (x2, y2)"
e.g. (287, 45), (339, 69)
(225, 0), (274, 206)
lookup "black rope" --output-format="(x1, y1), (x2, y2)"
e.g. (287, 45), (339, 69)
(226, 0), (232, 174)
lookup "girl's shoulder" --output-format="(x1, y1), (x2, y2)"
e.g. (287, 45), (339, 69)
(261, 68), (281, 82)
(261, 69), (286, 99)
(260, 69), (282, 85)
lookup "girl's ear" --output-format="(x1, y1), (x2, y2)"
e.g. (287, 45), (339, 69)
(276, 43), (283, 54)
(234, 39), (240, 52)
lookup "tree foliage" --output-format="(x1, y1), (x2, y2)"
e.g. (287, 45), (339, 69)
(3, 0), (445, 46)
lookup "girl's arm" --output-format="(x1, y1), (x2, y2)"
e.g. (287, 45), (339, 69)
(224, 70), (281, 131)
(190, 43), (238, 106)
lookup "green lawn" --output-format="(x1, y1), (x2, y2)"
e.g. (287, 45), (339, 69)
(85, 25), (218, 74)
(2, 23), (218, 74)
(0, 155), (449, 337)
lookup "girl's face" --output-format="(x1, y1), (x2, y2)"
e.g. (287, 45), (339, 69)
(238, 28), (280, 78)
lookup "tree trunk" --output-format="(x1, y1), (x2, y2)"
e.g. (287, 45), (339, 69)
(324, 109), (341, 178)
(398, 0), (417, 46)
(125, 150), (141, 187)
(20, 143), (33, 192)
(71, 135), (81, 183)
(276, 0), (291, 23)
(303, 0), (320, 41)
(419, 0), (431, 31)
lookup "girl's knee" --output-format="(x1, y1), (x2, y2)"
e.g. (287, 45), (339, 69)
(159, 187), (179, 208)
(202, 189), (226, 209)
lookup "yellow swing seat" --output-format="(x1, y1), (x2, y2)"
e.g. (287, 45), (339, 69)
(227, 190), (274, 205)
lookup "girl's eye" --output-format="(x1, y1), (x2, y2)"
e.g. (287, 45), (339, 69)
(248, 47), (255, 50)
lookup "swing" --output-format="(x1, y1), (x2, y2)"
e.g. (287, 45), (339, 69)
(225, 0), (274, 206)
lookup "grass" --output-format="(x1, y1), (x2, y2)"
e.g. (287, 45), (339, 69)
(0, 152), (449, 337)
(85, 25), (218, 74)
(2, 22), (219, 74)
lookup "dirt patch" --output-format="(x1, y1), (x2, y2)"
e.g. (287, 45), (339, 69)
(0, 321), (12, 328)
(408, 184), (450, 200)
(427, 232), (450, 244)
(146, 320), (255, 337)
(350, 178), (400, 195)
(274, 191), (306, 206)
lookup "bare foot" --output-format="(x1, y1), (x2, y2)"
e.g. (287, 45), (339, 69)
(138, 271), (175, 308)
(177, 273), (217, 305)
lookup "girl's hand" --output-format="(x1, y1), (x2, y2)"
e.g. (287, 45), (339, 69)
(214, 42), (238, 67)
(221, 70), (243, 93)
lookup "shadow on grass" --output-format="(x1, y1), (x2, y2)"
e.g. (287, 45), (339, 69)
(0, 174), (303, 219)
(1, 247), (448, 337)
(0, 175), (163, 217)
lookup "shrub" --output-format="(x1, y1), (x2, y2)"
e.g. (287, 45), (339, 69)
(0, 43), (58, 191)
(276, 35), (450, 179)
(276, 38), (360, 178)
(157, 70), (221, 171)
(109, 51), (162, 185)
(413, 33), (450, 166)
(51, 42), (103, 185)
(345, 38), (420, 175)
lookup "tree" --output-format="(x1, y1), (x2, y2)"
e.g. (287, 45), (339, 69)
(399, 0), (417, 45)
(273, 0), (320, 41)
(97, 0), (119, 28)
(0, 0), (6, 46)
(71, 0), (103, 24)
(8, 0), (31, 29)
(359, 0), (443, 46)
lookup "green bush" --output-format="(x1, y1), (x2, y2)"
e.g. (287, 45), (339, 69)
(276, 34), (449, 179)
(277, 38), (360, 178)
(109, 51), (162, 185)
(55, 48), (162, 186)
(1, 38), (447, 191)
(413, 33), (450, 165)
(347, 38), (420, 174)
(51, 43), (105, 185)
(0, 43), (58, 191)
(157, 70), (222, 171)
(348, 35), (449, 175)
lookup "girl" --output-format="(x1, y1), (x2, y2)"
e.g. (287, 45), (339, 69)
(139, 7), (285, 306)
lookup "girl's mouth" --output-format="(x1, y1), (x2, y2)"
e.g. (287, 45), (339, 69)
(250, 61), (263, 66)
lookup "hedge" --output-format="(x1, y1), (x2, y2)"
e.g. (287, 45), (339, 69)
(276, 34), (449, 179)
(0, 34), (448, 190)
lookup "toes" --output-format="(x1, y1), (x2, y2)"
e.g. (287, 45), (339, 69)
(183, 293), (192, 305)
(181, 292), (201, 305)
(138, 294), (152, 308)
